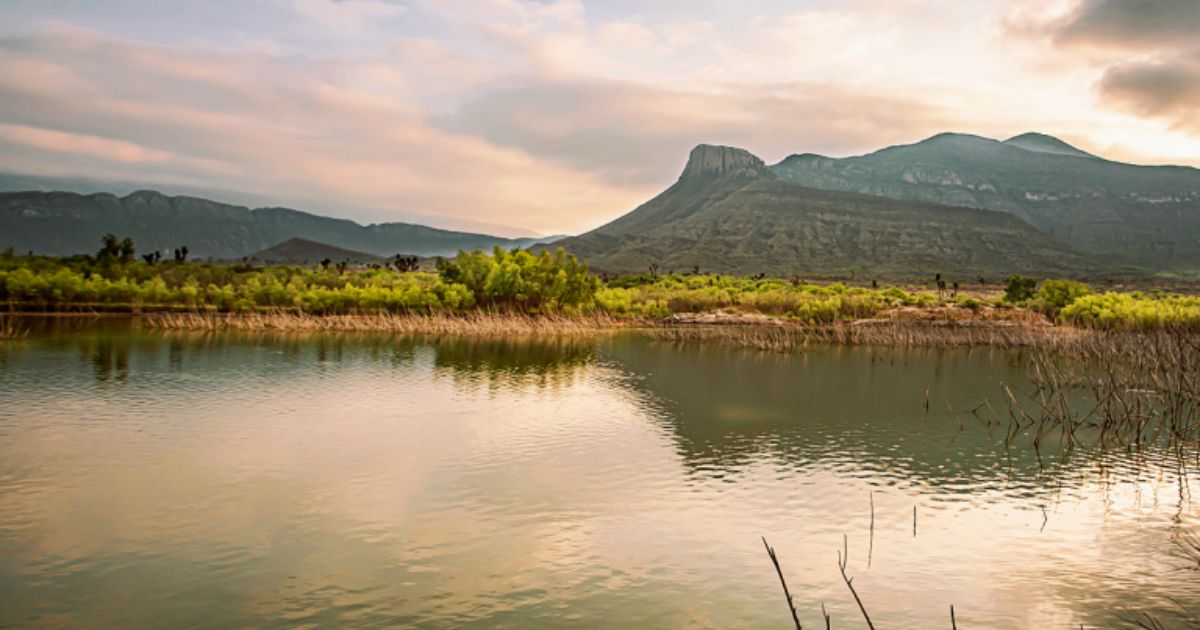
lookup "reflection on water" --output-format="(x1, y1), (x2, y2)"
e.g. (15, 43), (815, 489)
(0, 318), (1197, 629)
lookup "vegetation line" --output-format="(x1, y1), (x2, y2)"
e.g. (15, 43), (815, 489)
(5, 239), (1200, 337)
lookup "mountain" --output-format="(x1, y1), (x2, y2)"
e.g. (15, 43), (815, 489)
(550, 144), (1101, 278)
(252, 238), (381, 264)
(0, 190), (559, 259)
(771, 132), (1200, 270)
(1002, 132), (1096, 158)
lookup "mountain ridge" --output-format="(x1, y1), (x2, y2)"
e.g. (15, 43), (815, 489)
(252, 238), (382, 264)
(550, 142), (1102, 278)
(0, 189), (563, 259)
(770, 132), (1200, 269)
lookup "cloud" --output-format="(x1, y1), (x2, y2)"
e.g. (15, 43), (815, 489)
(1005, 0), (1200, 49)
(1004, 0), (1200, 138)
(0, 124), (173, 163)
(289, 0), (408, 31)
(0, 27), (647, 235)
(1099, 52), (1200, 132)
(1, 0), (1198, 237)
(444, 77), (959, 186)
(1053, 0), (1200, 48)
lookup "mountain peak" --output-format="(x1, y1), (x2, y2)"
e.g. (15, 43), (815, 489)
(1003, 132), (1095, 158)
(914, 132), (996, 148)
(680, 144), (769, 180)
(122, 189), (168, 203)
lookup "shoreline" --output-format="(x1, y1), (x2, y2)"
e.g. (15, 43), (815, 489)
(2, 309), (1100, 348)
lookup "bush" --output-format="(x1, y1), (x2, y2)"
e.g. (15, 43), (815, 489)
(1059, 292), (1200, 330)
(1004, 274), (1038, 303)
(955, 295), (982, 310)
(1037, 279), (1091, 313)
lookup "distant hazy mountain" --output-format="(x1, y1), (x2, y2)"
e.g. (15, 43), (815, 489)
(771, 132), (1200, 270)
(551, 144), (1100, 278)
(0, 190), (562, 259)
(252, 238), (381, 264)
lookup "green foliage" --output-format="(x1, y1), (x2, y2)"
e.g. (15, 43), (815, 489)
(0, 248), (597, 315)
(1058, 292), (1200, 331)
(1037, 279), (1092, 313)
(1004, 274), (1038, 303)
(6, 250), (1198, 331)
(98, 233), (121, 261)
(593, 274), (910, 323)
(955, 295), (983, 310)
(435, 247), (599, 312)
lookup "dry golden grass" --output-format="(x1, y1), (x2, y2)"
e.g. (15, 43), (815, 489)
(643, 319), (1091, 351)
(143, 311), (633, 336)
(141, 310), (1097, 349)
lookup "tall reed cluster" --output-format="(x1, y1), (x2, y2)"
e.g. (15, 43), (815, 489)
(144, 310), (626, 336)
(644, 320), (1090, 351)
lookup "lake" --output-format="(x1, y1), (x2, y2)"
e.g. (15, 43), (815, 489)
(1, 319), (1197, 628)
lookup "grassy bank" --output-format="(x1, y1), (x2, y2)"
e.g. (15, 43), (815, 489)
(4, 247), (1200, 335)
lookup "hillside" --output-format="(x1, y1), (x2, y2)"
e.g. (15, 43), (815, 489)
(771, 132), (1200, 270)
(0, 190), (558, 259)
(551, 145), (1101, 278)
(252, 238), (381, 264)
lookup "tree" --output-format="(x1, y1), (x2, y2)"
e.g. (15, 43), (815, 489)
(98, 233), (121, 260)
(1004, 274), (1038, 303)
(119, 238), (135, 264)
(393, 255), (419, 272)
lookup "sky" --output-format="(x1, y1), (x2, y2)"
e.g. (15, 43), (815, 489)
(0, 0), (1197, 236)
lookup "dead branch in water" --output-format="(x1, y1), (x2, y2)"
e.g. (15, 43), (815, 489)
(837, 534), (876, 630)
(762, 537), (803, 630)
(1005, 330), (1200, 457)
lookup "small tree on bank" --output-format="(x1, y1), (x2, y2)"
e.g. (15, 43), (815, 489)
(1004, 274), (1038, 303)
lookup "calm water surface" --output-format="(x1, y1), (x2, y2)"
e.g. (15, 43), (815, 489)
(0, 319), (1197, 628)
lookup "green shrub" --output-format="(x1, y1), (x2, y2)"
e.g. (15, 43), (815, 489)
(1058, 292), (1200, 330)
(1004, 274), (1038, 303)
(1037, 279), (1091, 313)
(955, 295), (982, 310)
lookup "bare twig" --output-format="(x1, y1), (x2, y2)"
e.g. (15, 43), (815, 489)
(762, 537), (803, 630)
(837, 534), (876, 630)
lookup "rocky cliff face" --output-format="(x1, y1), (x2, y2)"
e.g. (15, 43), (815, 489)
(679, 144), (770, 180)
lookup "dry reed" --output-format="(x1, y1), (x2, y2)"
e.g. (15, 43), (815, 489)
(644, 320), (1092, 351)
(1005, 330), (1200, 453)
(142, 310), (631, 336)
